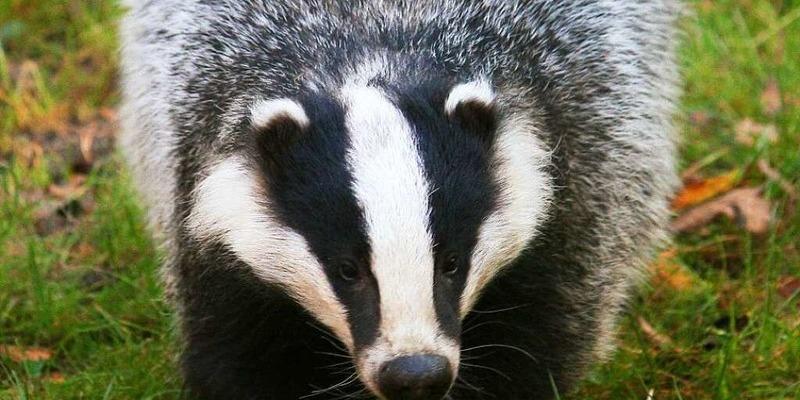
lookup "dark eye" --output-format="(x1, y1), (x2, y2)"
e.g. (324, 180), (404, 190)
(337, 260), (360, 282)
(442, 254), (460, 276)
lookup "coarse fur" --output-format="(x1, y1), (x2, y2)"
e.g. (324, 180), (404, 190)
(119, 1), (680, 399)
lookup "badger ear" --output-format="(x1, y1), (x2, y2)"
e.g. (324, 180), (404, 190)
(250, 98), (310, 148)
(444, 80), (497, 136)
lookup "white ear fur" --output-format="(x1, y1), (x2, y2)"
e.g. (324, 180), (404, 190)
(444, 80), (495, 115)
(249, 98), (310, 130)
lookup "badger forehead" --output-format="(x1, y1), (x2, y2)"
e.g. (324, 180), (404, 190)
(186, 80), (552, 359)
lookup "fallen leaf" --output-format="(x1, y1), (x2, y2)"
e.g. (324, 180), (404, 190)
(47, 174), (87, 200)
(637, 317), (680, 351)
(43, 372), (66, 384)
(98, 107), (119, 124)
(3, 241), (26, 259)
(34, 195), (94, 236)
(757, 159), (798, 200)
(78, 128), (96, 165)
(671, 171), (738, 210)
(16, 140), (44, 168)
(72, 242), (96, 259)
(671, 188), (771, 234)
(689, 111), (712, 128)
(777, 276), (800, 300)
(651, 249), (694, 290)
(72, 111), (117, 173)
(13, 109), (118, 178)
(734, 118), (778, 146)
(14, 60), (40, 94)
(760, 79), (782, 116)
(0, 345), (53, 362)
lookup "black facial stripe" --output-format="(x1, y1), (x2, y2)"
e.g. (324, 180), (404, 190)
(393, 80), (499, 340)
(248, 92), (381, 350)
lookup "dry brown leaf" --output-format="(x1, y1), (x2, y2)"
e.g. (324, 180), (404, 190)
(671, 171), (738, 210)
(3, 241), (26, 259)
(98, 107), (119, 125)
(760, 79), (782, 116)
(757, 159), (798, 200)
(734, 118), (779, 146)
(777, 276), (800, 302)
(0, 345), (53, 362)
(36, 174), (93, 236)
(72, 242), (96, 259)
(78, 128), (96, 165)
(689, 111), (712, 128)
(72, 111), (118, 172)
(34, 196), (94, 236)
(671, 188), (771, 234)
(651, 249), (694, 290)
(47, 174), (88, 200)
(43, 372), (66, 384)
(637, 317), (680, 352)
(15, 60), (40, 94)
(16, 140), (44, 168)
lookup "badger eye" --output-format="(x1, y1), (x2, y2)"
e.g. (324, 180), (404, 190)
(443, 254), (460, 276)
(337, 261), (360, 282)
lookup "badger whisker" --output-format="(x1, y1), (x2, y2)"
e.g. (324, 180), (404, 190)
(317, 335), (351, 356)
(454, 375), (494, 398)
(461, 343), (539, 364)
(322, 380), (370, 400)
(301, 372), (360, 399)
(307, 321), (349, 353)
(460, 320), (512, 335)
(314, 351), (353, 360)
(318, 359), (356, 370)
(460, 362), (513, 381)
(459, 353), (497, 362)
(329, 386), (371, 400)
(468, 303), (532, 315)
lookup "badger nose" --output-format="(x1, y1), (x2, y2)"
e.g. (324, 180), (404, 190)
(378, 354), (453, 400)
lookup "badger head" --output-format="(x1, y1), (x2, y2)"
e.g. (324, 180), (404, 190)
(187, 78), (552, 399)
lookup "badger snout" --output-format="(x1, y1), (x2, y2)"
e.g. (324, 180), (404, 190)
(377, 354), (453, 400)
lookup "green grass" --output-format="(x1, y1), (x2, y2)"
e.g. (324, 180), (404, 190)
(1, 0), (799, 399)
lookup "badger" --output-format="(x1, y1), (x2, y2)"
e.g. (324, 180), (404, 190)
(119, 1), (679, 399)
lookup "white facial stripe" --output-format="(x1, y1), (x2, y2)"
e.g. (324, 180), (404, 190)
(186, 157), (353, 348)
(444, 80), (495, 115)
(249, 98), (310, 129)
(341, 85), (457, 375)
(344, 54), (391, 87)
(461, 114), (553, 315)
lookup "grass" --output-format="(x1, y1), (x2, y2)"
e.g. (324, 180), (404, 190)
(1, 0), (798, 398)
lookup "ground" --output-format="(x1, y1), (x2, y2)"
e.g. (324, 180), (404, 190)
(1, 0), (798, 399)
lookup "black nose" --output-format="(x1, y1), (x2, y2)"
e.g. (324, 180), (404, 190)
(378, 354), (453, 400)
